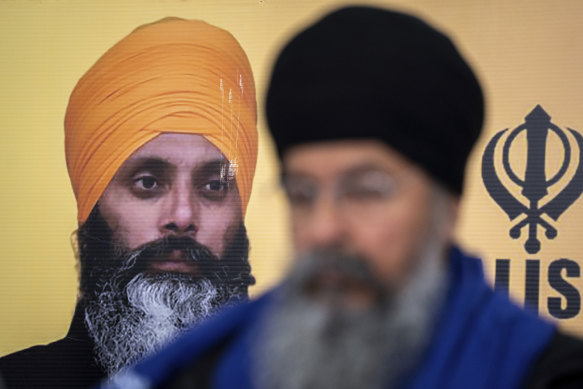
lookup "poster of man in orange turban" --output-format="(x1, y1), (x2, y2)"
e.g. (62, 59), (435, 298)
(3, 1), (583, 388)
(0, 17), (258, 388)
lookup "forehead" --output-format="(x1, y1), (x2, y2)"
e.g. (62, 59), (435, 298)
(125, 133), (225, 167)
(283, 140), (414, 178)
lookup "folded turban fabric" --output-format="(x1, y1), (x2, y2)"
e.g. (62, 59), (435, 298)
(266, 6), (483, 195)
(65, 17), (257, 223)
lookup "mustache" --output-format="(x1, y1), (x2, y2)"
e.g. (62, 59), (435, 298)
(112, 235), (252, 289)
(128, 236), (218, 267)
(287, 249), (390, 305)
(117, 236), (225, 281)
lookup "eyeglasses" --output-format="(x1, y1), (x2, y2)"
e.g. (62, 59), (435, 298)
(282, 168), (409, 219)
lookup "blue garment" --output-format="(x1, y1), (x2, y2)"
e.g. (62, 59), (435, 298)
(101, 247), (555, 389)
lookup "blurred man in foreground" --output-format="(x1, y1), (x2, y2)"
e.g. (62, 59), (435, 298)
(0, 18), (257, 388)
(104, 6), (583, 389)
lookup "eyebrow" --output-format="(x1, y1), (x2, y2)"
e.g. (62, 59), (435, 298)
(118, 157), (174, 177)
(195, 159), (229, 176)
(282, 162), (391, 182)
(340, 163), (393, 179)
(117, 157), (229, 179)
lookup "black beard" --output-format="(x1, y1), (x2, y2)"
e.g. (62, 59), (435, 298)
(76, 206), (254, 305)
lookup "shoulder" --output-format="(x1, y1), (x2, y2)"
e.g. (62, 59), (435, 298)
(523, 330), (583, 389)
(0, 336), (104, 389)
(0, 342), (63, 378)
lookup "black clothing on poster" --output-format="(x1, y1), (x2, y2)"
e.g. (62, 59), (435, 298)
(0, 304), (105, 389)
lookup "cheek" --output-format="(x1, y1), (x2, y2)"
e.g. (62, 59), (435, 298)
(352, 201), (431, 284)
(195, 203), (242, 257)
(290, 215), (308, 251)
(115, 211), (161, 249)
(99, 193), (162, 249)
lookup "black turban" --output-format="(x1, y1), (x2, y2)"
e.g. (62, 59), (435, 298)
(266, 6), (484, 195)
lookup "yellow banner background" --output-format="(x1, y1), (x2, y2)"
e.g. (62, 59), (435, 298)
(1, 0), (583, 356)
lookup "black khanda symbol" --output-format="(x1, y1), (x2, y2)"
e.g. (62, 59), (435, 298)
(482, 105), (583, 254)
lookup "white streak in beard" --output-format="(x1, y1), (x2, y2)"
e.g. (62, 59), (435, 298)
(85, 273), (232, 376)
(254, 238), (447, 389)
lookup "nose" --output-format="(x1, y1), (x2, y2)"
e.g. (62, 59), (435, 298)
(303, 195), (346, 249)
(160, 182), (198, 237)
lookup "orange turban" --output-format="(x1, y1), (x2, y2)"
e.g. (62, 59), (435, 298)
(65, 18), (257, 224)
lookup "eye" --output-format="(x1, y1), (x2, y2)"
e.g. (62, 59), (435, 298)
(283, 180), (317, 208)
(342, 171), (397, 202)
(204, 179), (229, 192)
(130, 174), (164, 199)
(343, 185), (386, 200)
(199, 179), (231, 201)
(134, 175), (159, 190)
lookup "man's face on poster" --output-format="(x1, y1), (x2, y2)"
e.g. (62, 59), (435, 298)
(77, 133), (253, 375)
(99, 133), (243, 271)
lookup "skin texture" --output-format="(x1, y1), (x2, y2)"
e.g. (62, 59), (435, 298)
(283, 139), (459, 290)
(98, 133), (243, 273)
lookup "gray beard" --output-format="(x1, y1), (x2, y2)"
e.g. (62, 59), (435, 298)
(84, 271), (242, 376)
(253, 243), (447, 389)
